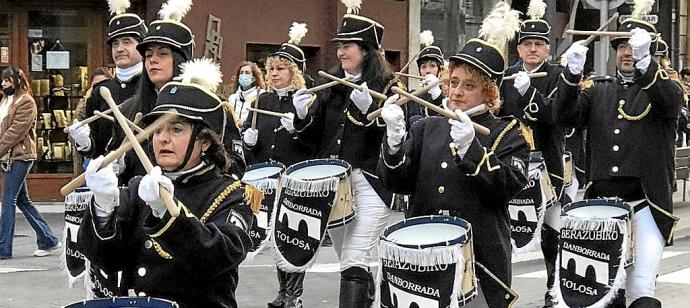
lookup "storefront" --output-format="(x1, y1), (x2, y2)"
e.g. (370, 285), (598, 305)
(0, 0), (143, 201)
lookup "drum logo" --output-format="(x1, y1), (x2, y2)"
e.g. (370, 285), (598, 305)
(508, 169), (546, 253)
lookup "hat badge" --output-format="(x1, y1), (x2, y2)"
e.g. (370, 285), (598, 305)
(116, 21), (121, 25)
(531, 24), (535, 28)
(156, 25), (162, 30)
(627, 24), (632, 28)
(476, 47), (482, 52)
(170, 86), (177, 94)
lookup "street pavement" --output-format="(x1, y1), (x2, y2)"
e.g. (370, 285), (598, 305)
(1, 187), (690, 307)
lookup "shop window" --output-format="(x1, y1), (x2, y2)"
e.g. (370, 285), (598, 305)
(0, 13), (10, 66)
(26, 9), (89, 174)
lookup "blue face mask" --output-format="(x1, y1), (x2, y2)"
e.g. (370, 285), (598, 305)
(238, 74), (254, 88)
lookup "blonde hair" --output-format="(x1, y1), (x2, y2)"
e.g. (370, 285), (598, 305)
(447, 61), (501, 112)
(265, 56), (305, 92)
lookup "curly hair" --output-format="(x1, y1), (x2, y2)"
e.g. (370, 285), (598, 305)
(447, 60), (501, 112)
(265, 56), (305, 92)
(230, 61), (266, 93)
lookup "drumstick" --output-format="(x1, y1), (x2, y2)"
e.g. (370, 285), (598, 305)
(381, 51), (422, 96)
(62, 108), (117, 133)
(399, 50), (421, 75)
(250, 87), (260, 129)
(318, 71), (388, 101)
(392, 87), (491, 136)
(366, 78), (447, 121)
(304, 76), (353, 95)
(502, 72), (548, 81)
(582, 12), (619, 46)
(246, 107), (290, 119)
(564, 30), (660, 37)
(60, 112), (176, 196)
(93, 111), (144, 133)
(394, 72), (425, 80)
(100, 87), (180, 217)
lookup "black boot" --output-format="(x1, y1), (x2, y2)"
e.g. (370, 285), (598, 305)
(284, 271), (305, 308)
(268, 268), (288, 308)
(339, 267), (373, 308)
(541, 224), (560, 308)
(629, 297), (662, 308)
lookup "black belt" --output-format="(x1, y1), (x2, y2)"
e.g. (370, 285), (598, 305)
(632, 200), (648, 213)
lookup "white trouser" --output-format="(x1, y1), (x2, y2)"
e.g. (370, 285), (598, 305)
(328, 169), (391, 271)
(626, 203), (665, 305)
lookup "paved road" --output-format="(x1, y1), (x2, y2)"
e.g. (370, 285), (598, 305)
(1, 212), (690, 307)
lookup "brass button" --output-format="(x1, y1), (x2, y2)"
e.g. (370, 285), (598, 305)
(613, 145), (619, 152)
(618, 99), (625, 105)
(441, 162), (448, 169)
(121, 83), (126, 88)
(617, 114), (623, 119)
(337, 139), (341, 145)
(138, 267), (146, 277)
(614, 129), (620, 134)
(270, 145), (275, 149)
(438, 186), (445, 193)
(144, 240), (153, 249)
(612, 166), (619, 172)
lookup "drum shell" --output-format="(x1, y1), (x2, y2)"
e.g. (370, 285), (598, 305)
(64, 297), (179, 307)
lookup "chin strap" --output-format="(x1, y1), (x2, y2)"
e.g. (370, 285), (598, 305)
(169, 123), (204, 172)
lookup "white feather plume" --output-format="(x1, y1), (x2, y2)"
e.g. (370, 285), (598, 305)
(478, 1), (521, 50)
(159, 0), (193, 22)
(288, 22), (308, 45)
(420, 30), (434, 47)
(108, 0), (131, 15)
(631, 0), (654, 19)
(526, 0), (546, 20)
(341, 0), (362, 14)
(179, 58), (223, 93)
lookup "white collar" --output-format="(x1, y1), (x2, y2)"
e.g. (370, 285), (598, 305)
(442, 98), (488, 116)
(344, 70), (362, 82)
(522, 61), (545, 74)
(164, 161), (207, 181)
(274, 86), (292, 97)
(115, 62), (143, 82)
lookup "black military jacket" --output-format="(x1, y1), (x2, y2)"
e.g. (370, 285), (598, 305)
(500, 62), (566, 196)
(555, 60), (682, 243)
(78, 165), (255, 308)
(294, 74), (394, 206)
(82, 74), (141, 158)
(378, 111), (530, 308)
(404, 91), (445, 127)
(244, 91), (315, 166)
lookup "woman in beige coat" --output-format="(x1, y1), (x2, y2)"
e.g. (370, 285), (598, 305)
(0, 67), (60, 259)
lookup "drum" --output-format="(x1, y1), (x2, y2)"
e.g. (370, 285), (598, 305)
(378, 215), (477, 307)
(63, 187), (92, 285)
(272, 159), (353, 271)
(508, 152), (555, 253)
(64, 297), (179, 307)
(552, 199), (634, 307)
(241, 161), (285, 258)
(563, 151), (574, 188)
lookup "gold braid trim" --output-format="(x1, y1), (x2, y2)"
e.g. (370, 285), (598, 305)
(243, 184), (264, 214)
(200, 181), (242, 224)
(491, 120), (518, 152)
(151, 239), (172, 260)
(518, 122), (535, 150)
(618, 100), (651, 121)
(347, 111), (377, 127)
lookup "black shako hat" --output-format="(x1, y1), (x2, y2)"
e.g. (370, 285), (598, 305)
(518, 0), (550, 44)
(106, 0), (147, 45)
(610, 0), (658, 54)
(272, 22), (308, 73)
(136, 0), (194, 61)
(417, 30), (444, 68)
(331, 0), (385, 49)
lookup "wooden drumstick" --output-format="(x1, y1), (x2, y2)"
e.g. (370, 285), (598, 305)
(62, 108), (117, 133)
(93, 110), (114, 122)
(100, 87), (180, 217)
(93, 111), (144, 133)
(60, 112), (176, 196)
(366, 78), (447, 121)
(392, 87), (491, 136)
(250, 87), (261, 129)
(502, 72), (548, 81)
(246, 107), (290, 119)
(303, 76), (352, 94)
(317, 71), (388, 101)
(582, 12), (619, 46)
(564, 30), (660, 37)
(394, 72), (425, 80)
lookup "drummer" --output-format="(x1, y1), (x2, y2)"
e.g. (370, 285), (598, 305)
(377, 3), (530, 307)
(405, 30), (446, 125)
(242, 22), (315, 308)
(78, 59), (258, 308)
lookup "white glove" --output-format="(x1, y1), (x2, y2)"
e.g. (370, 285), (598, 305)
(281, 112), (296, 133)
(381, 95), (406, 153)
(85, 155), (119, 217)
(628, 27), (652, 72)
(564, 41), (589, 75)
(243, 128), (258, 146)
(422, 74), (443, 100)
(138, 166), (174, 218)
(513, 71), (531, 96)
(449, 109), (475, 159)
(350, 82), (374, 114)
(68, 119), (91, 151)
(111, 153), (126, 176)
(292, 89), (313, 119)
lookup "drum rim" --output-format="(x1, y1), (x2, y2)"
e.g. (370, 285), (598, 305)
(284, 158), (352, 181)
(242, 161), (286, 181)
(562, 198), (633, 220)
(65, 296), (179, 307)
(382, 215), (472, 249)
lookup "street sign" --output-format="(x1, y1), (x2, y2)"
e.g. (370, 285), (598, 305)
(618, 14), (658, 24)
(583, 0), (626, 10)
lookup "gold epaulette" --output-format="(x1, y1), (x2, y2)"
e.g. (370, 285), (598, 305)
(200, 180), (243, 223)
(518, 122), (535, 150)
(579, 79), (594, 90)
(491, 119), (518, 152)
(243, 184), (264, 214)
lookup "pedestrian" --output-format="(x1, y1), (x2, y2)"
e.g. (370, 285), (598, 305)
(377, 2), (529, 307)
(0, 67), (61, 260)
(73, 67), (113, 173)
(78, 59), (257, 308)
(229, 61), (266, 129)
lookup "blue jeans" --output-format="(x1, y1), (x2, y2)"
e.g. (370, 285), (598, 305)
(0, 160), (59, 257)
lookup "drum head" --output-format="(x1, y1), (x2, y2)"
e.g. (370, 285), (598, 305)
(563, 199), (632, 220)
(383, 215), (471, 248)
(65, 297), (179, 307)
(285, 159), (351, 181)
(242, 161), (285, 182)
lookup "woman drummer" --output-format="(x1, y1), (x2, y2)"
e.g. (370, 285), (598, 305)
(377, 3), (530, 307)
(241, 22), (314, 308)
(289, 1), (394, 307)
(78, 59), (258, 308)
